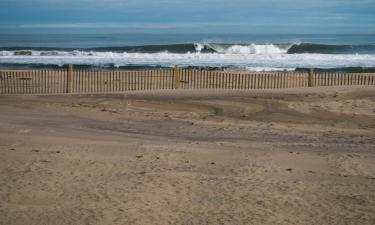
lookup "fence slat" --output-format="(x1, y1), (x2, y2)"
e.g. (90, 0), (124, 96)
(5, 72), (12, 94)
(87, 70), (91, 93)
(125, 71), (128, 91)
(23, 71), (27, 94)
(115, 71), (119, 92)
(158, 70), (162, 90)
(6, 71), (9, 94)
(0, 71), (3, 94)
(96, 70), (100, 93)
(34, 70), (37, 94)
(98, 71), (102, 92)
(110, 71), (114, 92)
(6, 71), (10, 94)
(19, 71), (23, 94)
(2, 71), (6, 94)
(47, 70), (50, 94)
(145, 70), (149, 90)
(111, 71), (115, 92)
(48, 70), (52, 94)
(14, 71), (18, 94)
(52, 71), (55, 94)
(3, 71), (7, 94)
(13, 71), (17, 94)
(13, 71), (17, 93)
(81, 70), (89, 93)
(1, 71), (4, 94)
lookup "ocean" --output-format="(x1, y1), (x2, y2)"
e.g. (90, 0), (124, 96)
(1, 33), (375, 72)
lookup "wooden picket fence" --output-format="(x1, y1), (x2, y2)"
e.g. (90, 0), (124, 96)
(0, 65), (374, 95)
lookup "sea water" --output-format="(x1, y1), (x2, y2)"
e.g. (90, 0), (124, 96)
(1, 33), (375, 71)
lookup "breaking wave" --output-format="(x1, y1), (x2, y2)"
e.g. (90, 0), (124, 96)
(1, 43), (375, 71)
(2, 43), (375, 55)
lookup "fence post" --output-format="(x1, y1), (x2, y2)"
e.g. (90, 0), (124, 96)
(174, 65), (180, 89)
(308, 68), (315, 87)
(66, 64), (73, 93)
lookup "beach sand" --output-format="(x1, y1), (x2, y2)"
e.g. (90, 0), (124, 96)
(0, 86), (375, 225)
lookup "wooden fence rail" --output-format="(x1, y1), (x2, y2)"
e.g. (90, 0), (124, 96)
(1, 65), (375, 95)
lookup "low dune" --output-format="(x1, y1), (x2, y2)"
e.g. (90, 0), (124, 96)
(0, 86), (375, 225)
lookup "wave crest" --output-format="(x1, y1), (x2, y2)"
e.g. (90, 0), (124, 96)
(194, 43), (290, 54)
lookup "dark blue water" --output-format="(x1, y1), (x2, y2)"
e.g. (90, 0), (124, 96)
(1, 33), (374, 48)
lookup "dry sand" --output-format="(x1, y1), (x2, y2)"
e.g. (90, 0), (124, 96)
(0, 86), (375, 225)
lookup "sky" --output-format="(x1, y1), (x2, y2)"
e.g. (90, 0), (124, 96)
(0, 0), (374, 34)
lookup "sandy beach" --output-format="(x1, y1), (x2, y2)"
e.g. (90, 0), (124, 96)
(1, 86), (375, 225)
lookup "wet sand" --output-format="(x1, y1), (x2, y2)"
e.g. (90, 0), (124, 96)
(0, 86), (375, 225)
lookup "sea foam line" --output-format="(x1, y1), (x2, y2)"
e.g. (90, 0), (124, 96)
(1, 52), (375, 70)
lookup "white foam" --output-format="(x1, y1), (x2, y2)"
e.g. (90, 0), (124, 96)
(0, 51), (14, 56)
(213, 44), (289, 54)
(194, 43), (205, 52)
(244, 67), (296, 72)
(1, 51), (375, 71)
(193, 43), (292, 55)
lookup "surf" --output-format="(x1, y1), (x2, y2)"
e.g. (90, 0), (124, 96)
(2, 42), (375, 71)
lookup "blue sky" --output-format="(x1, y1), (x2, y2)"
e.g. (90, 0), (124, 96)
(0, 0), (374, 34)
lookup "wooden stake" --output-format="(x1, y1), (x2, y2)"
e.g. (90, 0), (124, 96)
(174, 65), (180, 89)
(308, 68), (315, 87)
(66, 64), (73, 93)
